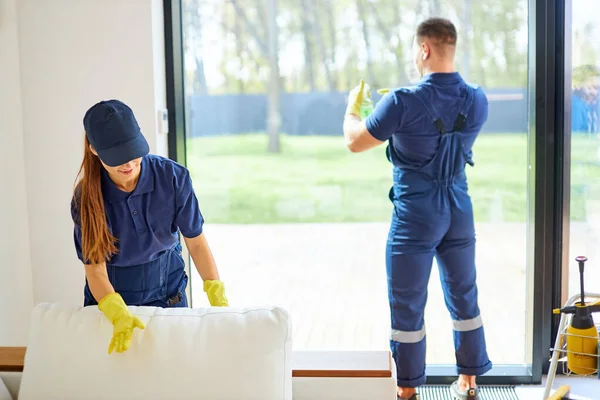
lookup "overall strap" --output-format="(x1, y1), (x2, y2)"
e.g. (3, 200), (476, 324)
(452, 84), (476, 132)
(414, 88), (447, 134)
(386, 86), (446, 163)
(386, 85), (477, 163)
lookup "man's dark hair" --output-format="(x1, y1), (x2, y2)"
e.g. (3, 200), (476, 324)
(416, 18), (457, 47)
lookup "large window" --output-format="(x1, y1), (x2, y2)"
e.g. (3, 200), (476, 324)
(176, 0), (541, 374)
(567, 0), (600, 298)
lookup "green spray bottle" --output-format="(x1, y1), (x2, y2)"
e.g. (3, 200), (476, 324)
(359, 83), (374, 120)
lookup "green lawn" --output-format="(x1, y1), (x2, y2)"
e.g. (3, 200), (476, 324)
(186, 133), (600, 224)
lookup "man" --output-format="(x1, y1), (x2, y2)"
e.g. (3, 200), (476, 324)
(343, 18), (492, 400)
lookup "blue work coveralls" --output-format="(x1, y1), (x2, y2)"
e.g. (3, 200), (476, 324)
(365, 72), (493, 387)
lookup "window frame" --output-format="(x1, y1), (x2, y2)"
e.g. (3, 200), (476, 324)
(163, 0), (568, 384)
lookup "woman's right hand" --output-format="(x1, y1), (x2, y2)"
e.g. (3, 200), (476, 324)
(84, 264), (145, 354)
(98, 292), (145, 354)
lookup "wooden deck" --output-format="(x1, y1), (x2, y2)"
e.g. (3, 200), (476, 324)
(191, 222), (600, 366)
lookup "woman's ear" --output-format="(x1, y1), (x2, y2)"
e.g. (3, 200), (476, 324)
(89, 144), (98, 156)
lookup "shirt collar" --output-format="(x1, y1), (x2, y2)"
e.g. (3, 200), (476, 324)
(101, 156), (154, 203)
(420, 72), (462, 84)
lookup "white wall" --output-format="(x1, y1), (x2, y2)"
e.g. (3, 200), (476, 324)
(0, 0), (168, 344)
(0, 0), (35, 346)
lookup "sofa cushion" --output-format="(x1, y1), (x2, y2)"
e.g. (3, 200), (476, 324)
(18, 303), (292, 400)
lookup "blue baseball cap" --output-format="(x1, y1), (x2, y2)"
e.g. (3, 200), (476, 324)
(83, 100), (149, 167)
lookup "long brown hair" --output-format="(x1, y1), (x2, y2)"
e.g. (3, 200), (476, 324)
(73, 135), (118, 264)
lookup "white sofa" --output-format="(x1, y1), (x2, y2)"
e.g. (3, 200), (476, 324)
(0, 303), (397, 399)
(3, 303), (292, 400)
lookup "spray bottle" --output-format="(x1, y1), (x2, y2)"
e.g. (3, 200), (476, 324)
(553, 256), (600, 375)
(359, 83), (373, 120)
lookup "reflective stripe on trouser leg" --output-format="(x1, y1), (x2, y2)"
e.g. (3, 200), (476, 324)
(387, 242), (435, 388)
(390, 328), (427, 388)
(436, 232), (493, 376)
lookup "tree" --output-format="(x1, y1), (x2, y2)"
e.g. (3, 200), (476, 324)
(460, 0), (472, 80)
(183, 0), (208, 94)
(230, 0), (282, 152)
(267, 0), (282, 152)
(368, 0), (409, 85)
(310, 0), (335, 90)
(355, 0), (377, 86)
(182, 0), (532, 144)
(300, 0), (316, 91)
(431, 0), (441, 16)
(323, 1), (338, 89)
(234, 5), (246, 93)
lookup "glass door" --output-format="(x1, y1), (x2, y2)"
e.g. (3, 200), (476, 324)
(163, 0), (562, 384)
(566, 0), (600, 298)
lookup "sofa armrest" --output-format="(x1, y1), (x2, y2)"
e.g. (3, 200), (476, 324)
(0, 348), (25, 373)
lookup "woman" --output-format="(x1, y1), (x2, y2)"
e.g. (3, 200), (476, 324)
(71, 99), (229, 355)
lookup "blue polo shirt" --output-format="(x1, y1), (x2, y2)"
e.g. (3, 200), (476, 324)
(365, 72), (488, 168)
(71, 154), (204, 266)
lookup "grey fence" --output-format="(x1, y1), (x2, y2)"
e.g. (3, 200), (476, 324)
(186, 89), (528, 137)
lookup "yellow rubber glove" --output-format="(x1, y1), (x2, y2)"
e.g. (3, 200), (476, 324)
(345, 80), (373, 119)
(377, 88), (390, 95)
(98, 292), (145, 354)
(203, 280), (229, 306)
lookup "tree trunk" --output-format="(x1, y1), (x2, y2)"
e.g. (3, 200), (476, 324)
(234, 6), (245, 93)
(310, 0), (334, 91)
(194, 1), (207, 94)
(431, 0), (441, 16)
(300, 0), (316, 91)
(324, 1), (337, 89)
(415, 1), (425, 22)
(267, 0), (281, 153)
(195, 58), (208, 94)
(470, 1), (486, 87)
(369, 1), (409, 84)
(230, 0), (281, 152)
(230, 0), (268, 54)
(355, 0), (376, 86)
(461, 0), (472, 80)
(255, 0), (267, 36)
(393, 4), (409, 84)
(184, 0), (208, 94)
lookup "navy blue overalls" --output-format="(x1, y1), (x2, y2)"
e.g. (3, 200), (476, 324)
(83, 242), (188, 308)
(385, 85), (492, 387)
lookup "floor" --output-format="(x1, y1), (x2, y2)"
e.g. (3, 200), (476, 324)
(515, 375), (599, 399)
(191, 222), (600, 366)
(189, 222), (600, 398)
